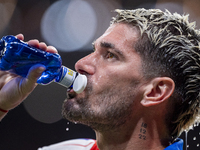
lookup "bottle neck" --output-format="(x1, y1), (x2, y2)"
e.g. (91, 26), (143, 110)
(56, 66), (87, 93)
(55, 66), (78, 88)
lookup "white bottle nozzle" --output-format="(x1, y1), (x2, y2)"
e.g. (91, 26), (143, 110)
(73, 74), (87, 94)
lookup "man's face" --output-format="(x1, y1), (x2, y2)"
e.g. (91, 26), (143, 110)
(62, 23), (146, 131)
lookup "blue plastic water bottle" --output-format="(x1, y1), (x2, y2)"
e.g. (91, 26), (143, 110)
(0, 35), (87, 93)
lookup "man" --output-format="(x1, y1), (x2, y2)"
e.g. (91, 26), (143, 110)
(0, 8), (200, 150)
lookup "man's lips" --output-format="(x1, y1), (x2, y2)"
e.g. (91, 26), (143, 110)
(67, 89), (77, 99)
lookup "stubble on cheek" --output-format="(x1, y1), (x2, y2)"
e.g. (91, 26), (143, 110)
(61, 77), (140, 131)
(61, 82), (94, 123)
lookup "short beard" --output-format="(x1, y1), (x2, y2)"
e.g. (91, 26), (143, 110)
(62, 81), (138, 132)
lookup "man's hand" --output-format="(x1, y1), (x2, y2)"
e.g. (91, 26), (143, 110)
(0, 34), (58, 120)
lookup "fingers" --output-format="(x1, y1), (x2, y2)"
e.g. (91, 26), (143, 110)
(15, 34), (24, 40)
(39, 42), (48, 50)
(15, 34), (58, 54)
(28, 40), (58, 54)
(46, 46), (58, 53)
(27, 39), (41, 49)
(27, 40), (48, 51)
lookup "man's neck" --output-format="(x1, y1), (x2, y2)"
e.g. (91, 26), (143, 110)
(95, 119), (171, 150)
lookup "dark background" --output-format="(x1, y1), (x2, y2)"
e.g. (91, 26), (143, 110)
(0, 0), (200, 149)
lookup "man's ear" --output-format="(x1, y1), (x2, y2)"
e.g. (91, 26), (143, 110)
(141, 77), (175, 107)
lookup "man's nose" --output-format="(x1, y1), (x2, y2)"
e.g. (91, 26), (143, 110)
(75, 53), (96, 75)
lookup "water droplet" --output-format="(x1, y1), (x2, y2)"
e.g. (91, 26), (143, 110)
(66, 128), (69, 131)
(187, 145), (189, 148)
(197, 144), (199, 147)
(193, 137), (196, 140)
(67, 122), (70, 125)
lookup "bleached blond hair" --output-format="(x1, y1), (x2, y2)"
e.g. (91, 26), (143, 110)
(111, 8), (200, 138)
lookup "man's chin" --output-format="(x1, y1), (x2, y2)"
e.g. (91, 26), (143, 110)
(62, 98), (87, 121)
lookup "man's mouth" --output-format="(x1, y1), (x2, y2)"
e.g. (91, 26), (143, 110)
(67, 89), (77, 99)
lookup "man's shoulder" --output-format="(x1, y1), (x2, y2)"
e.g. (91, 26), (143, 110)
(38, 138), (97, 150)
(164, 138), (183, 150)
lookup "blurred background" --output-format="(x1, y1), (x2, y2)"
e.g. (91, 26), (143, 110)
(0, 0), (200, 149)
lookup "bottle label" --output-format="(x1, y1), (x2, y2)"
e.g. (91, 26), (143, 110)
(57, 66), (77, 88)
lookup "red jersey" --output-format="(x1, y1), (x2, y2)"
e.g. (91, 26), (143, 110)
(38, 139), (99, 150)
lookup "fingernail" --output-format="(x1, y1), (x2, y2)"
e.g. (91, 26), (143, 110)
(37, 66), (45, 74)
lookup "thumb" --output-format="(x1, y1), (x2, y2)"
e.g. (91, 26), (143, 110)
(0, 65), (46, 110)
(19, 64), (46, 97)
(26, 64), (46, 84)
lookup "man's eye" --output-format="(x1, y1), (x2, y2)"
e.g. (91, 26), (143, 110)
(107, 52), (115, 59)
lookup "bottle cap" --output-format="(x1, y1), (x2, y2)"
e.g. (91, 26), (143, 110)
(73, 74), (87, 94)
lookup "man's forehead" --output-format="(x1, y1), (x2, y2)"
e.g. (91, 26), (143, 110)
(94, 23), (139, 50)
(91, 24), (141, 61)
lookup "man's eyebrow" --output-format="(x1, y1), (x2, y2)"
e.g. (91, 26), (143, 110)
(100, 41), (125, 58)
(100, 41), (114, 49)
